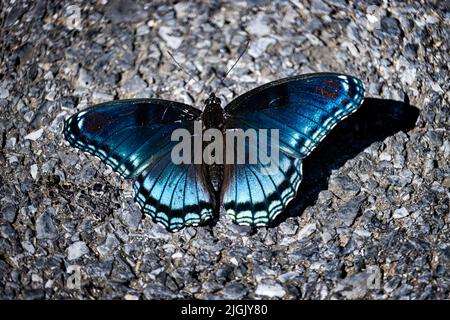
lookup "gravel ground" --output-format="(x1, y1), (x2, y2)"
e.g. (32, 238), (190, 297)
(0, 0), (449, 300)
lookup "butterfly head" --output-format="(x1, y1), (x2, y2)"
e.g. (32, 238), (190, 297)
(205, 92), (221, 107)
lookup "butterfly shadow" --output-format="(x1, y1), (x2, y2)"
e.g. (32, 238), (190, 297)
(270, 96), (420, 227)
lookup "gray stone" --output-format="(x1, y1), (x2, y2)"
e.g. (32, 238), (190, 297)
(35, 208), (57, 240)
(329, 176), (360, 200)
(255, 279), (286, 298)
(144, 283), (178, 299)
(403, 43), (418, 58)
(105, 0), (147, 23)
(21, 241), (35, 254)
(158, 26), (183, 50)
(381, 17), (403, 37)
(297, 223), (317, 240)
(311, 0), (332, 15)
(246, 14), (271, 36)
(0, 223), (16, 238)
(1, 205), (17, 223)
(0, 87), (9, 99)
(338, 196), (364, 227)
(248, 37), (276, 58)
(119, 209), (142, 230)
(96, 233), (120, 258)
(77, 68), (93, 88)
(220, 282), (248, 299)
(393, 207), (409, 219)
(333, 272), (369, 299)
(121, 75), (148, 95)
(67, 241), (90, 260)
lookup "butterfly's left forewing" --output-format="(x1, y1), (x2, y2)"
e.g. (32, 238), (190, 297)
(64, 99), (214, 231)
(222, 73), (365, 226)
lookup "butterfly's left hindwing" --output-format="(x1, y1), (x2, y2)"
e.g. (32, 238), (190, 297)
(222, 73), (365, 226)
(64, 99), (214, 231)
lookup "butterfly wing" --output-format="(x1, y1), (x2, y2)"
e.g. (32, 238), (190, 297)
(222, 135), (302, 226)
(64, 99), (214, 231)
(133, 152), (215, 231)
(222, 73), (365, 225)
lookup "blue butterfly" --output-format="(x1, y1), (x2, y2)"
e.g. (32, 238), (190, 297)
(64, 73), (364, 231)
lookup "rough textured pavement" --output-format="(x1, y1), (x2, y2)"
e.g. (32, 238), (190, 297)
(0, 1), (449, 299)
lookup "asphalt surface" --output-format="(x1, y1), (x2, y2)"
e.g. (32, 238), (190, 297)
(0, 0), (448, 299)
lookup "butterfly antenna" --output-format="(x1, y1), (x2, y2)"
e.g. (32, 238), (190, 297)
(221, 40), (250, 82)
(167, 50), (203, 87)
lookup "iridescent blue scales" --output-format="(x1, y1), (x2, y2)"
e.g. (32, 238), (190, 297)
(222, 74), (364, 225)
(63, 73), (365, 231)
(64, 99), (216, 230)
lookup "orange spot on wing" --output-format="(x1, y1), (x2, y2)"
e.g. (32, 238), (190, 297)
(323, 80), (340, 88)
(84, 114), (113, 133)
(315, 88), (339, 99)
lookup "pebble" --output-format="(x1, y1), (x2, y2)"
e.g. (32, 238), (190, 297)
(0, 87), (9, 99)
(334, 272), (368, 299)
(21, 241), (36, 254)
(400, 67), (417, 85)
(119, 209), (142, 230)
(121, 75), (148, 95)
(248, 37), (276, 58)
(311, 0), (332, 15)
(220, 282), (247, 299)
(64, 5), (82, 31)
(393, 207), (409, 219)
(92, 91), (114, 103)
(35, 208), (58, 240)
(329, 176), (360, 200)
(379, 151), (392, 161)
(255, 279), (286, 298)
(105, 0), (147, 23)
(24, 128), (44, 141)
(30, 164), (38, 180)
(339, 197), (363, 227)
(77, 68), (93, 88)
(136, 24), (150, 36)
(1, 205), (17, 223)
(67, 241), (90, 260)
(380, 17), (403, 37)
(96, 233), (120, 258)
(297, 223), (317, 240)
(158, 26), (183, 50)
(246, 14), (271, 36)
(144, 283), (178, 299)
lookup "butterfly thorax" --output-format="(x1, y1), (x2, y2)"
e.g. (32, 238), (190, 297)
(202, 93), (224, 130)
(201, 93), (224, 195)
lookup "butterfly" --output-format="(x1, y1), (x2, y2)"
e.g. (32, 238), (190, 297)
(64, 73), (365, 231)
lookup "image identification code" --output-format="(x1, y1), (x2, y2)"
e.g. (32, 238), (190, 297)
(181, 304), (268, 317)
